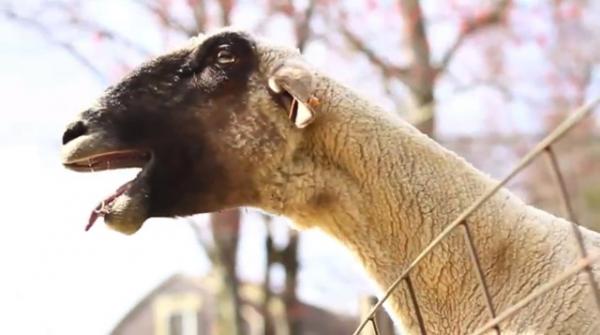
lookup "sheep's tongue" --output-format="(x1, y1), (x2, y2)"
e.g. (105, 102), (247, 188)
(86, 181), (132, 231)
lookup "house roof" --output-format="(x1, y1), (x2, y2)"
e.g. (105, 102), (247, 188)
(110, 273), (359, 335)
(110, 274), (207, 335)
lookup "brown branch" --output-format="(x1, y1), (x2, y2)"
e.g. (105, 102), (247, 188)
(451, 78), (513, 99)
(188, 0), (207, 33)
(74, 21), (152, 56)
(262, 215), (276, 335)
(436, 0), (511, 75)
(37, 0), (152, 56)
(295, 0), (316, 51)
(134, 0), (197, 36)
(398, 0), (432, 84)
(268, 0), (316, 51)
(187, 218), (219, 264)
(339, 25), (414, 88)
(2, 8), (107, 82)
(216, 0), (234, 26)
(210, 209), (245, 335)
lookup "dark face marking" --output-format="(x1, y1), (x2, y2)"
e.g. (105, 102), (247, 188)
(83, 32), (259, 218)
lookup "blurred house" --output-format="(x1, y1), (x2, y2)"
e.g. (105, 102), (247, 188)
(110, 274), (358, 335)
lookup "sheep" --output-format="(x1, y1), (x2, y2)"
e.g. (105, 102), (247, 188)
(61, 28), (600, 334)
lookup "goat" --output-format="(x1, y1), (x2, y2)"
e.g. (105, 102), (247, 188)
(61, 28), (600, 334)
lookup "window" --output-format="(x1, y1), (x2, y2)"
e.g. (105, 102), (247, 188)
(168, 312), (183, 335)
(154, 293), (204, 335)
(167, 310), (198, 335)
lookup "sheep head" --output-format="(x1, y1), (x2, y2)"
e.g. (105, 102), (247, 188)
(61, 29), (320, 234)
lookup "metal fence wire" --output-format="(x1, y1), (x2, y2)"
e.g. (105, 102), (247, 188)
(353, 97), (600, 335)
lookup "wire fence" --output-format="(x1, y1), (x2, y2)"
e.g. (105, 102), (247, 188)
(353, 97), (600, 335)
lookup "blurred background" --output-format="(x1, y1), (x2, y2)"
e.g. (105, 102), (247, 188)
(1, 0), (600, 334)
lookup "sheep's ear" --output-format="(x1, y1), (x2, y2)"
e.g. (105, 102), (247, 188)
(268, 60), (320, 128)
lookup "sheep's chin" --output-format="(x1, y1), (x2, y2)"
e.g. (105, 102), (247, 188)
(103, 190), (148, 235)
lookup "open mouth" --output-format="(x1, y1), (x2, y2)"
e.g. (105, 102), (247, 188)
(63, 150), (151, 231)
(64, 150), (151, 172)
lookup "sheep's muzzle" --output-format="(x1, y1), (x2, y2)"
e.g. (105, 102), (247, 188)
(61, 132), (153, 235)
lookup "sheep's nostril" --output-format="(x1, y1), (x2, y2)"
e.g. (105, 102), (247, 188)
(62, 120), (88, 145)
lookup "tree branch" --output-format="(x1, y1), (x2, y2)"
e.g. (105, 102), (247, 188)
(295, 0), (316, 51)
(436, 0), (511, 75)
(398, 0), (432, 80)
(37, 0), (152, 56)
(339, 25), (414, 88)
(187, 217), (219, 264)
(216, 0), (234, 26)
(2, 8), (107, 83)
(187, 0), (207, 33)
(75, 21), (152, 56)
(134, 0), (197, 37)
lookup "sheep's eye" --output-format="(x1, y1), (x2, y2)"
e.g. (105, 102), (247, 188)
(216, 48), (236, 65)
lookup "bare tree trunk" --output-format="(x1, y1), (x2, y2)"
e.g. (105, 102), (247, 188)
(211, 209), (245, 335)
(397, 0), (436, 136)
(218, 0), (234, 26)
(200, 2), (245, 333)
(412, 90), (435, 136)
(281, 230), (301, 335)
(262, 217), (276, 335)
(263, 223), (302, 335)
(341, 0), (509, 138)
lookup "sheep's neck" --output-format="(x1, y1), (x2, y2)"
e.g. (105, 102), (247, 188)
(303, 87), (506, 265)
(285, 79), (580, 333)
